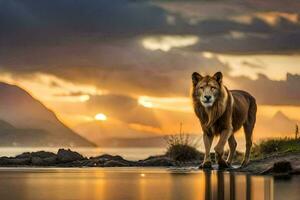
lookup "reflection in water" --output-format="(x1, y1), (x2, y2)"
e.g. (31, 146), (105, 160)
(0, 168), (298, 200)
(202, 171), (273, 200)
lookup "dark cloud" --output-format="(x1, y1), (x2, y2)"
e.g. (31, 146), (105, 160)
(1, 0), (300, 53)
(0, 0), (172, 46)
(0, 40), (226, 96)
(0, 0), (300, 106)
(230, 73), (300, 105)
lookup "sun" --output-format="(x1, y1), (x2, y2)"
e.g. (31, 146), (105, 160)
(95, 113), (107, 121)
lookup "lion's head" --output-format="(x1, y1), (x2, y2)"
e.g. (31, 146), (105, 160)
(192, 71), (223, 108)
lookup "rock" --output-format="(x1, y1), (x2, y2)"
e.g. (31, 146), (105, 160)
(85, 158), (105, 167)
(15, 151), (57, 166)
(92, 154), (124, 162)
(0, 157), (30, 165)
(103, 160), (129, 167)
(273, 161), (293, 173)
(31, 151), (56, 159)
(92, 154), (136, 166)
(79, 159), (100, 167)
(140, 156), (175, 167)
(272, 161), (293, 179)
(16, 151), (56, 159)
(31, 156), (57, 166)
(0, 157), (11, 165)
(261, 161), (293, 178)
(43, 156), (57, 165)
(57, 149), (84, 163)
(16, 152), (31, 159)
(31, 157), (44, 165)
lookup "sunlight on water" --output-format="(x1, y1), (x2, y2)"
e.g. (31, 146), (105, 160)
(0, 168), (298, 200)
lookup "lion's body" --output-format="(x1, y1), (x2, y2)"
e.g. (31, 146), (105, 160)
(192, 72), (257, 168)
(193, 88), (257, 137)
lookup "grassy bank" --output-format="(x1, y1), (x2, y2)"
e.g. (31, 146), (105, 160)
(165, 133), (300, 164)
(251, 137), (300, 159)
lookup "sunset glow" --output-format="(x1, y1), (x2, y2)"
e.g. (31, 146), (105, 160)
(1, 1), (300, 198)
(95, 113), (107, 121)
(142, 35), (199, 51)
(0, 0), (299, 148)
(138, 96), (154, 108)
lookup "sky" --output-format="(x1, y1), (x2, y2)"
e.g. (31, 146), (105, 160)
(0, 0), (300, 144)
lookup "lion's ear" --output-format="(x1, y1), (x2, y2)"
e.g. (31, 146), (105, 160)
(192, 72), (202, 86)
(213, 71), (223, 84)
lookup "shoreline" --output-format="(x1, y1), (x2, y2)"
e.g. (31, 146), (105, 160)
(1, 148), (300, 177)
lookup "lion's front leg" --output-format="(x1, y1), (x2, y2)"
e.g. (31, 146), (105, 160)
(226, 135), (237, 165)
(200, 133), (214, 169)
(214, 128), (233, 169)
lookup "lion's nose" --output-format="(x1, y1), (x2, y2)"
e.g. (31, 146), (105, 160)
(204, 95), (211, 101)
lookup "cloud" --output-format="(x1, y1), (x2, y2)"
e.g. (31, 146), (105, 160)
(87, 94), (161, 127)
(0, 0), (173, 46)
(241, 61), (264, 69)
(230, 73), (300, 105)
(1, 0), (300, 54)
(0, 0), (300, 106)
(0, 40), (226, 96)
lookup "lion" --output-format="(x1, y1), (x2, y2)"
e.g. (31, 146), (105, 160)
(191, 71), (257, 169)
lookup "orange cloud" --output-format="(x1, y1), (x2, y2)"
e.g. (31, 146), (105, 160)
(129, 123), (163, 135)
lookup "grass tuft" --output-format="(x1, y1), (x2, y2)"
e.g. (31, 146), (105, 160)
(251, 137), (300, 158)
(165, 133), (202, 162)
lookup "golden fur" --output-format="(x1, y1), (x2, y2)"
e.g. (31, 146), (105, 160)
(192, 71), (257, 168)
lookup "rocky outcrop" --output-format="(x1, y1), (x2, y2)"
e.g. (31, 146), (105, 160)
(57, 149), (84, 163)
(1, 149), (300, 177)
(238, 152), (300, 176)
(138, 155), (175, 167)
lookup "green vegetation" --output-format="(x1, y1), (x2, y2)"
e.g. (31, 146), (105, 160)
(251, 137), (300, 159)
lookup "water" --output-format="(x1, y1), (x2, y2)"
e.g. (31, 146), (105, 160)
(0, 168), (299, 200)
(0, 148), (299, 200)
(0, 147), (165, 160)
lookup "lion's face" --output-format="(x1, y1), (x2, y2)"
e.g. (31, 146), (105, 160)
(192, 72), (223, 108)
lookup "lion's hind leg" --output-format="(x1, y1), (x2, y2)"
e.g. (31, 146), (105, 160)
(241, 99), (257, 167)
(241, 122), (254, 167)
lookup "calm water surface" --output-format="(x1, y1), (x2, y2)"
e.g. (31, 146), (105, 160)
(0, 168), (299, 200)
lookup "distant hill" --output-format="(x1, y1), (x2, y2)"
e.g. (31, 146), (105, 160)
(270, 111), (299, 135)
(0, 82), (95, 147)
(0, 119), (51, 146)
(256, 111), (299, 138)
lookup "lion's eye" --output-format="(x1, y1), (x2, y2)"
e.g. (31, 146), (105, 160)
(211, 86), (216, 90)
(200, 87), (204, 90)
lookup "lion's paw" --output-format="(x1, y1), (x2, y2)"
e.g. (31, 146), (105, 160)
(199, 161), (212, 169)
(218, 159), (229, 169)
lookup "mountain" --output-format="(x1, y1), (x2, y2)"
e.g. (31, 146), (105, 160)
(0, 82), (95, 147)
(256, 111), (299, 138)
(0, 119), (51, 146)
(269, 111), (299, 135)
